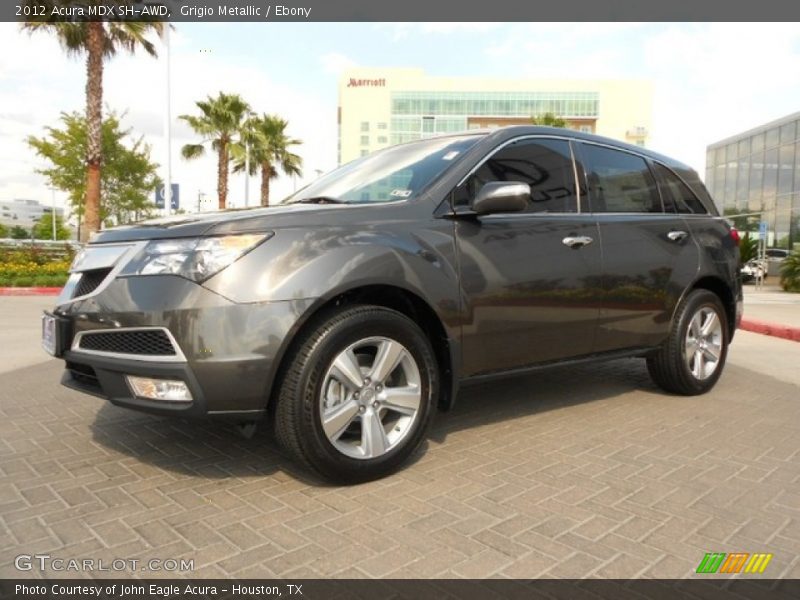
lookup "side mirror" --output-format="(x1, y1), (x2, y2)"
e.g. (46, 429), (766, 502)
(471, 182), (529, 215)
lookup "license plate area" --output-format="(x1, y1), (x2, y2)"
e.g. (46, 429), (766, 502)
(42, 313), (70, 357)
(42, 313), (57, 356)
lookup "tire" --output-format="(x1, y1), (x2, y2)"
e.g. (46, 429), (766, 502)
(273, 305), (439, 483)
(647, 289), (729, 396)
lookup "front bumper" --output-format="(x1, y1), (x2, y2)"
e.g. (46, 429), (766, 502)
(53, 274), (314, 418)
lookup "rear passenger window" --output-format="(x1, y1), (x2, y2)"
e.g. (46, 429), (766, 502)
(581, 144), (662, 213)
(454, 138), (578, 212)
(652, 162), (708, 214)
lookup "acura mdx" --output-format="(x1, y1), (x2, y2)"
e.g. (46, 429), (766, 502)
(42, 127), (742, 482)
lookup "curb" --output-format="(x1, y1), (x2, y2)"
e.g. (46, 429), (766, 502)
(0, 287), (62, 296)
(740, 318), (800, 343)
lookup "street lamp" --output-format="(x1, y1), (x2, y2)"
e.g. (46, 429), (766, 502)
(48, 186), (57, 240)
(162, 23), (172, 217)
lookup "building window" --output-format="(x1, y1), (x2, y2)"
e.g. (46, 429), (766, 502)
(377, 136), (388, 144)
(377, 122), (387, 130)
(780, 121), (796, 144)
(636, 140), (645, 147)
(360, 135), (369, 146)
(390, 90), (600, 118)
(579, 125), (592, 133)
(766, 127), (780, 149)
(360, 122), (370, 132)
(360, 150), (369, 157)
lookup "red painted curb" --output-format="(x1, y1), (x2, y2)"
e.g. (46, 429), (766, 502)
(0, 287), (62, 296)
(740, 318), (800, 343)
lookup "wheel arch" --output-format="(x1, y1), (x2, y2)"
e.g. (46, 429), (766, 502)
(266, 283), (458, 415)
(689, 276), (737, 340)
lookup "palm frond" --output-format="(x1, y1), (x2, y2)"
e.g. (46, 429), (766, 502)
(21, 21), (88, 56)
(181, 144), (206, 160)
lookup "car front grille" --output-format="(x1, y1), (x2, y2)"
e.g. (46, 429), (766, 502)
(77, 329), (177, 357)
(73, 268), (112, 298)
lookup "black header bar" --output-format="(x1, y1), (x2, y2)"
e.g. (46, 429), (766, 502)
(6, 0), (800, 23)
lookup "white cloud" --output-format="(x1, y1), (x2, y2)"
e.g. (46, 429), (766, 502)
(642, 23), (800, 173)
(378, 22), (500, 42)
(419, 23), (500, 34)
(481, 23), (800, 175)
(320, 52), (358, 75)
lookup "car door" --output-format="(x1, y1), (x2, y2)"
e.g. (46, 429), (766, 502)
(453, 137), (602, 377)
(576, 142), (700, 352)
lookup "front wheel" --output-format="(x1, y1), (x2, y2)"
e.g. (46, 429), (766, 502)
(647, 289), (729, 396)
(273, 305), (438, 483)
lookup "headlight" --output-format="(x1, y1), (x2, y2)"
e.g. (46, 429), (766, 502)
(122, 233), (271, 282)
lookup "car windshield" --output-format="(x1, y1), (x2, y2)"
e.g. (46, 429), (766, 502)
(283, 135), (483, 205)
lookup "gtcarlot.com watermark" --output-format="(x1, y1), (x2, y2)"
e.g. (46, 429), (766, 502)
(15, 553), (194, 573)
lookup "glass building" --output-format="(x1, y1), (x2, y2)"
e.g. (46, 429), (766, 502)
(706, 111), (800, 250)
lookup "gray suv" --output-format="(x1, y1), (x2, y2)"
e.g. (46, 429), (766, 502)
(42, 127), (742, 482)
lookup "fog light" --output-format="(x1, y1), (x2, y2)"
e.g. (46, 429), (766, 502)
(126, 376), (193, 402)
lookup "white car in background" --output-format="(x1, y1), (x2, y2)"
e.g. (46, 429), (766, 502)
(741, 258), (767, 283)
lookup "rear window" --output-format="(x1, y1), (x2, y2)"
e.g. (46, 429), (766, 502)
(652, 162), (708, 214)
(580, 143), (662, 213)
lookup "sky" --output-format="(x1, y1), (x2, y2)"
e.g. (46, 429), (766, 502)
(1, 22), (800, 221)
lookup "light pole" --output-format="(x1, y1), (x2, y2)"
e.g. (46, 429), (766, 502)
(49, 187), (57, 240)
(162, 24), (172, 217)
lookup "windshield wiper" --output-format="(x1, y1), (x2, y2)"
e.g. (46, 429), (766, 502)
(293, 196), (347, 205)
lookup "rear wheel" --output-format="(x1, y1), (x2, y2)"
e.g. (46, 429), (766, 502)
(647, 289), (729, 395)
(274, 305), (438, 483)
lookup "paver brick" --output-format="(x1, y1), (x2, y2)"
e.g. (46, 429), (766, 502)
(2, 357), (799, 578)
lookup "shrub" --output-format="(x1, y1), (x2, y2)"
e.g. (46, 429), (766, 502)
(739, 233), (758, 264)
(0, 255), (69, 287)
(12, 276), (34, 287)
(780, 250), (800, 292)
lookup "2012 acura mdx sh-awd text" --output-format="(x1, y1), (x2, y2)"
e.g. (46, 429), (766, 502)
(42, 127), (742, 482)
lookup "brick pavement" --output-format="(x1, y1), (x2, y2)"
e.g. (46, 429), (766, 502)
(1, 355), (799, 579)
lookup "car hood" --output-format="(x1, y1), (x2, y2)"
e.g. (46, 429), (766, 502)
(89, 203), (352, 243)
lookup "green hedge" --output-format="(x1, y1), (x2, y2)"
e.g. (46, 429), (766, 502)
(0, 274), (68, 288)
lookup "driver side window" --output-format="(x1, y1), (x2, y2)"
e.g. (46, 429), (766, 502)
(453, 138), (579, 213)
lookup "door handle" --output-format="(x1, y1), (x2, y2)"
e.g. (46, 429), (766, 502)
(562, 236), (594, 248)
(667, 230), (689, 242)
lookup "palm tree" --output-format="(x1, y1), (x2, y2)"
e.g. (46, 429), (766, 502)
(21, 17), (163, 241)
(233, 115), (303, 207)
(180, 93), (251, 210)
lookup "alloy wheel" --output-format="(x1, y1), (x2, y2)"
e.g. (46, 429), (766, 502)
(319, 336), (422, 459)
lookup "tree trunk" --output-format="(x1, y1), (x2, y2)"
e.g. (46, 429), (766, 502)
(82, 22), (104, 242)
(260, 161), (271, 207)
(217, 140), (228, 210)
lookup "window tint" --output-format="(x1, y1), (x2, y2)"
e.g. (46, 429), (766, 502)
(581, 144), (662, 213)
(454, 138), (578, 212)
(652, 162), (708, 214)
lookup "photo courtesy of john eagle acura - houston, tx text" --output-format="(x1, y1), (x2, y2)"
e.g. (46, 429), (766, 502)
(41, 126), (742, 483)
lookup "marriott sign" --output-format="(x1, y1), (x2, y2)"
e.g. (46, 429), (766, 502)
(347, 78), (386, 88)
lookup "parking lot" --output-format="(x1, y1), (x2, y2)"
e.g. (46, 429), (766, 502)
(1, 293), (799, 579)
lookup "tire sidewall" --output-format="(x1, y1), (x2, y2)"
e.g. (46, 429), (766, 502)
(294, 308), (438, 481)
